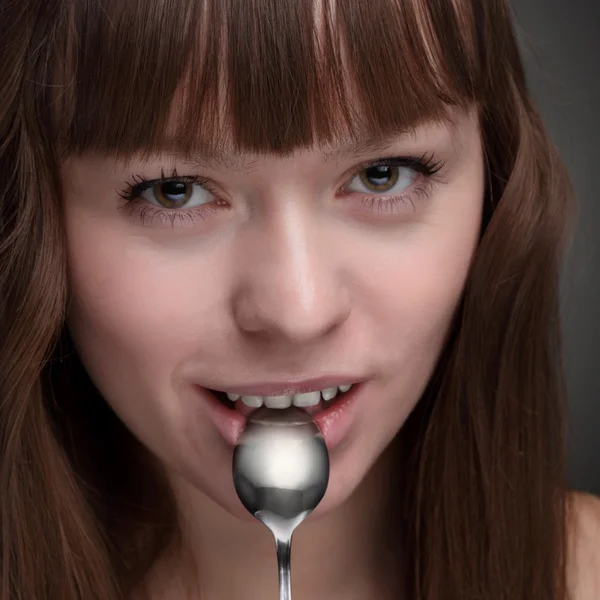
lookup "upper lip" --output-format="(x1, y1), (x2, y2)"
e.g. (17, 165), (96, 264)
(206, 375), (362, 397)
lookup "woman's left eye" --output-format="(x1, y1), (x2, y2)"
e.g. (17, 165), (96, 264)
(345, 162), (419, 196)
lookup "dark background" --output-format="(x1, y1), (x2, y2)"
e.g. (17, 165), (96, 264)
(511, 1), (600, 495)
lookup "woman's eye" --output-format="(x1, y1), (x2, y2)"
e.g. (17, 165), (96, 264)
(140, 180), (213, 209)
(347, 165), (418, 195)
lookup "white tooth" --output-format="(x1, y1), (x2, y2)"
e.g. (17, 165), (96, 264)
(265, 395), (293, 409)
(227, 393), (240, 401)
(241, 396), (263, 408)
(338, 384), (352, 393)
(321, 387), (338, 401)
(293, 391), (321, 407)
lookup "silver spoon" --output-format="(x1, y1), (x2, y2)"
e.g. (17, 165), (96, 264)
(232, 406), (330, 600)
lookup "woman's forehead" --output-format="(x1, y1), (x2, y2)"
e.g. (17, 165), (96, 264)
(150, 105), (466, 166)
(53, 0), (481, 158)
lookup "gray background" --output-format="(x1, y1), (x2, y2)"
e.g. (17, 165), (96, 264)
(511, 1), (600, 495)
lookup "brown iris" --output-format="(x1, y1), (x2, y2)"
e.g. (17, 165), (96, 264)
(154, 181), (193, 208)
(359, 165), (399, 192)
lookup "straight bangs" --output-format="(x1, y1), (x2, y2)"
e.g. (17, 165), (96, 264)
(50, 0), (484, 160)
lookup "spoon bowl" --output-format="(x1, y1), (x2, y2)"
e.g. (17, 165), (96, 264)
(232, 406), (330, 600)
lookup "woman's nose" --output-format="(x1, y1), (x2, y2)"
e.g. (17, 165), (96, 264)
(231, 216), (351, 344)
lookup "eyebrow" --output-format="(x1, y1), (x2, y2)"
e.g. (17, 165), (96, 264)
(153, 118), (452, 171)
(321, 126), (421, 163)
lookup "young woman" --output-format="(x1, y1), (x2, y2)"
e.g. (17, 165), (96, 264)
(1, 0), (598, 598)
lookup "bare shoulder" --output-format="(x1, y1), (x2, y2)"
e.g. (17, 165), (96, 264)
(566, 491), (600, 600)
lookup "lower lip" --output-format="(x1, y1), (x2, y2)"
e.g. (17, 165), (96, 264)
(197, 384), (361, 450)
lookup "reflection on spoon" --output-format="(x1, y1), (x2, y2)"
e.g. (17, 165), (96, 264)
(232, 406), (330, 600)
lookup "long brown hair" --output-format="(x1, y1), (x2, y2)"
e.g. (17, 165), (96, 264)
(0, 0), (576, 598)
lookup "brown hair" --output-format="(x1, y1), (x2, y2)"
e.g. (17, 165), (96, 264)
(0, 0), (576, 598)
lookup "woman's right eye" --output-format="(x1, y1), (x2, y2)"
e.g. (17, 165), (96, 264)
(134, 177), (215, 209)
(116, 174), (230, 228)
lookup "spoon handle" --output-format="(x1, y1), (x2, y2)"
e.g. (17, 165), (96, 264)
(275, 535), (292, 600)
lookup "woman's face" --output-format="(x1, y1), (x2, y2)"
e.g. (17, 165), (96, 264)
(61, 106), (484, 519)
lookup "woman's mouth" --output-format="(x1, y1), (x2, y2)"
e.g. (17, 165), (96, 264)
(198, 382), (362, 449)
(210, 384), (354, 416)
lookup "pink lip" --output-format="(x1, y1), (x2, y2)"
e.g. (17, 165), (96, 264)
(209, 375), (361, 397)
(197, 382), (362, 450)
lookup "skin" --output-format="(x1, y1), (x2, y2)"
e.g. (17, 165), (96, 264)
(567, 492), (600, 600)
(61, 106), (485, 598)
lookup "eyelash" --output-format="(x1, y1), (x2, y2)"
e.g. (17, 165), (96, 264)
(116, 153), (445, 227)
(344, 153), (444, 213)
